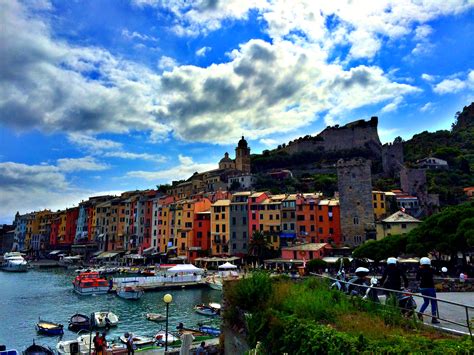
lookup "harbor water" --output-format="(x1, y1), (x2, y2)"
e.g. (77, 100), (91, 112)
(0, 269), (221, 351)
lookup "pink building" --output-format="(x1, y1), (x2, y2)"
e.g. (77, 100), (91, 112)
(281, 243), (330, 261)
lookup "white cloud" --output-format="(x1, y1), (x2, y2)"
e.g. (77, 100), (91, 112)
(67, 134), (123, 151)
(414, 24), (433, 40)
(381, 97), (403, 113)
(158, 55), (178, 70)
(433, 77), (469, 94)
(196, 46), (211, 57)
(259, 138), (278, 147)
(121, 28), (158, 42)
(420, 102), (435, 112)
(421, 73), (435, 82)
(378, 127), (400, 143)
(103, 151), (167, 162)
(126, 155), (216, 181)
(56, 157), (110, 172)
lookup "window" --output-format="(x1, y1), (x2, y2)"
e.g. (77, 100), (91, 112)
(311, 225), (315, 232)
(297, 215), (305, 221)
(222, 224), (226, 233)
(215, 214), (219, 220)
(197, 231), (202, 238)
(381, 202), (385, 209)
(291, 212), (295, 218)
(232, 232), (236, 240)
(242, 217), (247, 225)
(216, 225), (220, 233)
(233, 243), (236, 250)
(283, 212), (287, 218)
(318, 227), (323, 233)
(270, 215), (273, 220)
(329, 228), (333, 234)
(252, 224), (256, 231)
(353, 217), (359, 225)
(232, 217), (236, 225)
(283, 223), (288, 230)
(374, 202), (377, 208)
(401, 223), (407, 229)
(310, 215), (315, 221)
(260, 214), (264, 219)
(221, 213), (225, 219)
(243, 231), (247, 239)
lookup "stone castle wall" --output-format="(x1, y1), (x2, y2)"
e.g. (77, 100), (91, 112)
(337, 158), (375, 247)
(382, 141), (404, 177)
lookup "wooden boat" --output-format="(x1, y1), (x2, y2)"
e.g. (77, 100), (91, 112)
(119, 334), (155, 347)
(146, 313), (166, 322)
(199, 325), (221, 337)
(68, 313), (90, 332)
(24, 341), (54, 355)
(155, 331), (178, 345)
(73, 271), (109, 295)
(91, 311), (119, 329)
(36, 319), (64, 336)
(116, 282), (144, 300)
(194, 304), (219, 317)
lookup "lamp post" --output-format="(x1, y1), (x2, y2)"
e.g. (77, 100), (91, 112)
(163, 293), (173, 352)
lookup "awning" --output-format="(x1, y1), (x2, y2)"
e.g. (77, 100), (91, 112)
(48, 250), (62, 255)
(167, 246), (178, 251)
(142, 247), (155, 255)
(322, 257), (354, 263)
(218, 262), (237, 269)
(167, 264), (203, 274)
(124, 254), (144, 259)
(92, 251), (103, 257)
(96, 252), (120, 259)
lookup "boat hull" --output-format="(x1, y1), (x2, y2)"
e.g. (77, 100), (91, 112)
(1, 262), (28, 272)
(194, 306), (219, 317)
(73, 285), (109, 295)
(117, 290), (144, 300)
(207, 282), (223, 291)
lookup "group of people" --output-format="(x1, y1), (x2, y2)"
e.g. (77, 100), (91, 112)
(92, 332), (107, 355)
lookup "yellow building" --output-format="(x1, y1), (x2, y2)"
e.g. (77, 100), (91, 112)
(57, 210), (67, 243)
(259, 194), (285, 250)
(372, 191), (387, 220)
(25, 212), (36, 250)
(376, 211), (421, 240)
(211, 199), (230, 255)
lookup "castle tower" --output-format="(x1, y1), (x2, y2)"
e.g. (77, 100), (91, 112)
(337, 158), (375, 246)
(235, 136), (251, 173)
(382, 140), (404, 178)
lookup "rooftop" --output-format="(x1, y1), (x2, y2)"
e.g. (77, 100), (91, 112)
(212, 199), (231, 206)
(382, 211), (421, 223)
(282, 243), (329, 251)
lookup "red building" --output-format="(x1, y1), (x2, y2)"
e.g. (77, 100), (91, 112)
(248, 192), (268, 238)
(143, 194), (154, 250)
(295, 194), (319, 243)
(316, 200), (341, 245)
(65, 207), (79, 246)
(189, 211), (211, 262)
(49, 215), (60, 247)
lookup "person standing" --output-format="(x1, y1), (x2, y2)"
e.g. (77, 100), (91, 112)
(93, 332), (102, 355)
(417, 257), (440, 324)
(380, 257), (409, 293)
(100, 333), (107, 354)
(124, 332), (134, 355)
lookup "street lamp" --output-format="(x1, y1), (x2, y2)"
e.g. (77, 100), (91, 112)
(163, 293), (173, 352)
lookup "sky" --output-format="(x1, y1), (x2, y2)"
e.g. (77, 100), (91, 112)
(0, 0), (473, 223)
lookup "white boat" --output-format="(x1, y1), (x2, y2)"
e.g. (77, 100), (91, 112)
(56, 335), (94, 354)
(146, 313), (166, 322)
(119, 334), (155, 347)
(116, 281), (144, 300)
(206, 276), (223, 290)
(1, 252), (28, 272)
(155, 331), (178, 344)
(91, 311), (119, 329)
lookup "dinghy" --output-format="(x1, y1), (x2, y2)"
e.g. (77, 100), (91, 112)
(155, 331), (178, 344)
(91, 311), (119, 329)
(24, 341), (54, 355)
(194, 304), (219, 317)
(146, 313), (165, 322)
(68, 313), (90, 332)
(36, 319), (64, 336)
(119, 334), (155, 347)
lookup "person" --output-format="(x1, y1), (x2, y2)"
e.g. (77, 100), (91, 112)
(459, 272), (466, 283)
(380, 257), (409, 293)
(347, 267), (370, 296)
(416, 257), (440, 323)
(124, 332), (134, 355)
(100, 333), (107, 354)
(93, 332), (102, 355)
(196, 341), (207, 355)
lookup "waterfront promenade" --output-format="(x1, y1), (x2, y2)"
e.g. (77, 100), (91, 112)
(433, 292), (474, 335)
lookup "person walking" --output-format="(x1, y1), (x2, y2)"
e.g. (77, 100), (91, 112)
(124, 332), (134, 355)
(417, 257), (440, 324)
(380, 257), (409, 292)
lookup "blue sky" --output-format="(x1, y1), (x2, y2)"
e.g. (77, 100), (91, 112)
(0, 0), (473, 223)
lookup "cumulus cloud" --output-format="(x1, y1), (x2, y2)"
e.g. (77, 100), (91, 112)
(421, 73), (435, 82)
(67, 134), (123, 152)
(126, 155), (216, 181)
(433, 71), (474, 94)
(259, 138), (278, 147)
(196, 46), (212, 57)
(56, 157), (110, 172)
(0, 1), (168, 137)
(103, 151), (167, 162)
(158, 56), (178, 70)
(420, 102), (435, 112)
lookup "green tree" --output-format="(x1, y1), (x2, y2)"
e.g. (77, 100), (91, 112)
(248, 231), (272, 264)
(306, 258), (328, 272)
(352, 235), (407, 262)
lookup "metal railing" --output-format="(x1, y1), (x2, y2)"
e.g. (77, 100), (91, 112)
(310, 273), (473, 338)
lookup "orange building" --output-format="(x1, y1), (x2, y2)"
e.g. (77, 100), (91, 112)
(259, 195), (285, 250)
(316, 199), (341, 245)
(295, 194), (321, 244)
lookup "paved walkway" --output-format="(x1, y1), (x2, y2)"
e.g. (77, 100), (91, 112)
(430, 292), (474, 335)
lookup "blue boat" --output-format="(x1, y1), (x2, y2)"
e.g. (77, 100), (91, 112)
(36, 319), (64, 336)
(199, 325), (221, 337)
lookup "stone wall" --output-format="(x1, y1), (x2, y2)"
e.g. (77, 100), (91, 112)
(337, 158), (375, 246)
(382, 141), (404, 177)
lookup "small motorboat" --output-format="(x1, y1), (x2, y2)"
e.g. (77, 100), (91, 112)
(91, 311), (119, 329)
(24, 341), (54, 355)
(208, 302), (221, 310)
(199, 325), (221, 337)
(155, 331), (178, 345)
(206, 276), (223, 291)
(36, 319), (64, 336)
(176, 323), (206, 337)
(194, 304), (220, 317)
(1, 252), (28, 272)
(146, 313), (166, 322)
(68, 313), (91, 332)
(119, 334), (155, 347)
(56, 335), (94, 355)
(116, 282), (144, 300)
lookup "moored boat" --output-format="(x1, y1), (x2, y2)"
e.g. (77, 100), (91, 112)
(23, 341), (54, 355)
(0, 348), (20, 355)
(1, 252), (28, 272)
(36, 319), (64, 336)
(116, 281), (144, 300)
(119, 334), (155, 347)
(73, 271), (109, 295)
(155, 331), (178, 344)
(199, 325), (221, 337)
(68, 313), (91, 332)
(206, 276), (223, 291)
(56, 335), (94, 355)
(194, 304), (220, 317)
(91, 311), (119, 329)
(146, 313), (165, 322)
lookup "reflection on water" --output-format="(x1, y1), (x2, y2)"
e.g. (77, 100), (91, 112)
(0, 269), (221, 350)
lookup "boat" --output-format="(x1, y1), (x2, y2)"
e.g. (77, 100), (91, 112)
(194, 304), (220, 317)
(23, 341), (54, 355)
(73, 271), (110, 295)
(68, 313), (91, 332)
(116, 281), (144, 300)
(199, 325), (221, 337)
(208, 302), (221, 310)
(36, 319), (64, 336)
(119, 334), (155, 347)
(206, 276), (223, 291)
(155, 331), (178, 344)
(58, 255), (83, 269)
(1, 252), (28, 272)
(146, 313), (166, 322)
(56, 335), (94, 355)
(0, 349), (20, 355)
(91, 311), (119, 329)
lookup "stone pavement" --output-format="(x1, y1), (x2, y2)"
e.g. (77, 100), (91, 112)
(429, 292), (474, 335)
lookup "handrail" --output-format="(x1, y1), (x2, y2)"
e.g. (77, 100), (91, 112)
(310, 273), (473, 338)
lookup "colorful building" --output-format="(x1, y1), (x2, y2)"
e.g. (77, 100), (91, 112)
(190, 211), (211, 262)
(280, 194), (297, 246)
(376, 211), (421, 240)
(211, 199), (230, 255)
(281, 243), (330, 261)
(372, 191), (387, 220)
(259, 195), (285, 250)
(316, 199), (341, 245)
